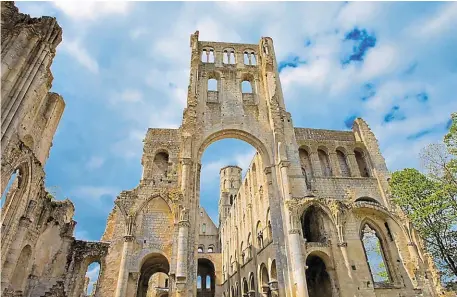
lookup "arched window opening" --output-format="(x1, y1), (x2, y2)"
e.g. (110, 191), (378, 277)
(355, 149), (370, 177)
(243, 278), (249, 296)
(361, 224), (391, 285)
(260, 264), (270, 297)
(230, 195), (233, 206)
(230, 51), (236, 64)
(336, 150), (350, 177)
(299, 148), (313, 190)
(355, 197), (379, 204)
(267, 220), (272, 243)
(241, 81), (253, 94)
(201, 50), (208, 63)
(197, 275), (202, 289)
(223, 51), (229, 64)
(244, 52), (250, 65)
(251, 163), (257, 193)
(270, 260), (277, 281)
(198, 259), (215, 296)
(165, 279), (169, 288)
(153, 151), (169, 179)
(208, 50), (215, 63)
(83, 262), (101, 296)
(306, 255), (332, 297)
(256, 221), (264, 249)
(208, 78), (217, 91)
(198, 246), (204, 253)
(318, 149), (332, 177)
(1, 169), (19, 208)
(208, 246), (214, 253)
(301, 206), (327, 243)
(251, 53), (257, 65)
(202, 223), (206, 233)
(10, 245), (32, 291)
(206, 275), (211, 290)
(249, 273), (255, 292)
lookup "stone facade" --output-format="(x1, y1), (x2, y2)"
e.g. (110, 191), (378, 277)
(1, 2), (453, 297)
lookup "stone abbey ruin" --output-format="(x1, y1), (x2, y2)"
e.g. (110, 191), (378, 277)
(0, 2), (452, 297)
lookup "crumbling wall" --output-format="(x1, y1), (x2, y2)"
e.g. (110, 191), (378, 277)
(1, 1), (65, 166)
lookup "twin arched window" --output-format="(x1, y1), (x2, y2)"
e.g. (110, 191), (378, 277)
(223, 50), (236, 65)
(202, 49), (215, 63)
(243, 52), (257, 65)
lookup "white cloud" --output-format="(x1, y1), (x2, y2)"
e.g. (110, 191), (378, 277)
(130, 27), (147, 40)
(86, 156), (105, 170)
(359, 44), (399, 80)
(52, 1), (131, 21)
(61, 39), (99, 74)
(111, 129), (146, 160)
(418, 2), (457, 36)
(71, 186), (119, 201)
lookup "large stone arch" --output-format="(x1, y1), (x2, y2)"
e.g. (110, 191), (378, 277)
(136, 252), (171, 297)
(65, 240), (110, 297)
(195, 129), (273, 167)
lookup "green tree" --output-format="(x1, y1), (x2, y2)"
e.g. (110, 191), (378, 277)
(390, 168), (457, 285)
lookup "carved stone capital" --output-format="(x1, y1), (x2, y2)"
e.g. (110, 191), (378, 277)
(264, 166), (273, 175)
(123, 235), (135, 242)
(181, 158), (193, 166)
(269, 280), (279, 291)
(178, 220), (190, 228)
(288, 228), (301, 235)
(279, 160), (291, 168)
(337, 242), (348, 247)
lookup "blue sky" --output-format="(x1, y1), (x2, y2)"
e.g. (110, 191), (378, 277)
(15, 2), (457, 245)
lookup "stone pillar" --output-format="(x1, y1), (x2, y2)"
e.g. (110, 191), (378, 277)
(346, 153), (360, 177)
(261, 285), (270, 297)
(269, 280), (279, 297)
(309, 151), (322, 177)
(176, 218), (190, 292)
(181, 158), (192, 203)
(328, 152), (340, 177)
(0, 216), (31, 290)
(114, 235), (134, 297)
(278, 161), (309, 297)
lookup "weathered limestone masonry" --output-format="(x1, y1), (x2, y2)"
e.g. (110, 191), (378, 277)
(1, 2), (109, 297)
(95, 30), (451, 297)
(1, 2), (452, 297)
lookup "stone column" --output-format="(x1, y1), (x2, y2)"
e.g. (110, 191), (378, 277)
(261, 285), (270, 297)
(176, 218), (190, 293)
(181, 158), (192, 203)
(328, 152), (340, 177)
(269, 280), (279, 297)
(278, 161), (309, 297)
(114, 235), (134, 297)
(346, 153), (360, 177)
(0, 216), (31, 290)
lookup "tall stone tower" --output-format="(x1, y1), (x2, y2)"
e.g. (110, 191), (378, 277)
(218, 166), (242, 225)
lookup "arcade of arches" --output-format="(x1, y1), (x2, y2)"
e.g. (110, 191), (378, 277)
(0, 3), (451, 297)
